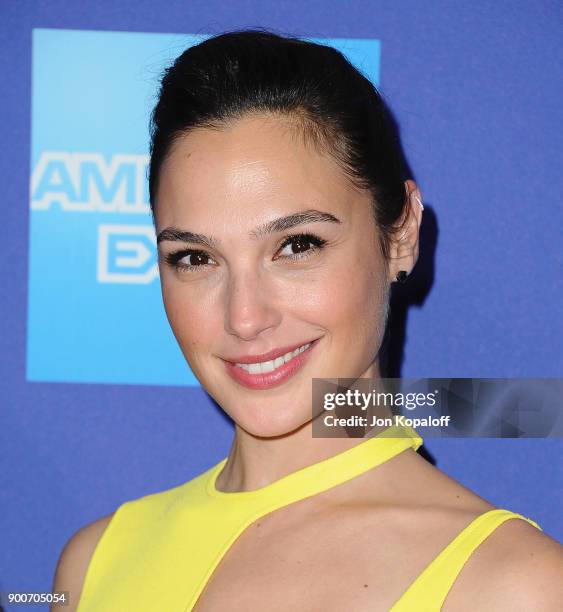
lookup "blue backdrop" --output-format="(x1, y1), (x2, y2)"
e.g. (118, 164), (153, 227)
(1, 0), (561, 604)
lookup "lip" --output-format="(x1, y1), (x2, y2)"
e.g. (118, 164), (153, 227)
(222, 337), (321, 390)
(222, 338), (321, 365)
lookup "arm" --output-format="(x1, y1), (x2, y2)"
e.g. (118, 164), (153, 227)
(50, 513), (114, 612)
(487, 526), (563, 611)
(444, 518), (563, 611)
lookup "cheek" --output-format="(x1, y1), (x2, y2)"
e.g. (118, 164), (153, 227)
(332, 260), (388, 374)
(160, 281), (219, 354)
(302, 246), (388, 334)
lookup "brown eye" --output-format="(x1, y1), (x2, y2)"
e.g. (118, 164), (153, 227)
(185, 252), (210, 266)
(277, 233), (327, 260)
(164, 249), (217, 272)
(293, 237), (312, 253)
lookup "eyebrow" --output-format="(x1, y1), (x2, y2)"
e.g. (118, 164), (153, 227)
(156, 209), (341, 247)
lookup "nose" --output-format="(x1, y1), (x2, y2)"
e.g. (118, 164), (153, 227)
(223, 268), (281, 341)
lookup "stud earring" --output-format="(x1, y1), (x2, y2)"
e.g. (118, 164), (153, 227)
(396, 270), (408, 283)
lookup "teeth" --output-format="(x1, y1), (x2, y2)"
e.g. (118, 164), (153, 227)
(236, 342), (311, 374)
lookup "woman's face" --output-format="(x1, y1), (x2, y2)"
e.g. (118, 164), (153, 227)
(156, 113), (391, 438)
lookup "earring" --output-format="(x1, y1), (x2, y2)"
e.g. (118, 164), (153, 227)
(415, 195), (424, 211)
(396, 270), (408, 283)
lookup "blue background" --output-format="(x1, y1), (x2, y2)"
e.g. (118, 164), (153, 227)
(1, 0), (561, 606)
(26, 29), (379, 387)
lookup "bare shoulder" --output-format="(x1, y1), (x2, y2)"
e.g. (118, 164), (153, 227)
(444, 515), (563, 611)
(51, 512), (115, 611)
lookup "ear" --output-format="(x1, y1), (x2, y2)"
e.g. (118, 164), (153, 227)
(386, 180), (423, 283)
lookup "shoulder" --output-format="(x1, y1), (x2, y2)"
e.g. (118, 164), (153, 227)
(483, 521), (563, 609)
(52, 513), (115, 611)
(444, 514), (563, 611)
(50, 471), (215, 608)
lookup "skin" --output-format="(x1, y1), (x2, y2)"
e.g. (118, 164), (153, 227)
(155, 111), (422, 488)
(51, 112), (563, 611)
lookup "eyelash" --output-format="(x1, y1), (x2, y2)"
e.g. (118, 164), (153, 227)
(163, 232), (328, 273)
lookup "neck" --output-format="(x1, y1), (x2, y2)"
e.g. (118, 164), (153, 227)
(215, 359), (394, 493)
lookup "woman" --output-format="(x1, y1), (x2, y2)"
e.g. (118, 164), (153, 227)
(53, 29), (562, 611)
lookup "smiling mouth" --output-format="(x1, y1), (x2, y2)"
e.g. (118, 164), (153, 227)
(222, 337), (321, 390)
(233, 341), (313, 374)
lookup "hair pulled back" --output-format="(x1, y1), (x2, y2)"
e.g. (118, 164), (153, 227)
(148, 28), (409, 258)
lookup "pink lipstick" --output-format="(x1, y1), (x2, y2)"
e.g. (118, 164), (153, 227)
(222, 338), (320, 390)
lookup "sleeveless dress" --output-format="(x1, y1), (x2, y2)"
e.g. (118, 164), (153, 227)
(75, 424), (541, 611)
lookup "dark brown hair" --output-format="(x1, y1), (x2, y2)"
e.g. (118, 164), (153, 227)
(148, 28), (409, 257)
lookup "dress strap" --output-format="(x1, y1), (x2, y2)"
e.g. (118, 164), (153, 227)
(391, 508), (542, 611)
(75, 423), (423, 612)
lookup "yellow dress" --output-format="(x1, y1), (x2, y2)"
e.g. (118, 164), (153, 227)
(76, 424), (541, 611)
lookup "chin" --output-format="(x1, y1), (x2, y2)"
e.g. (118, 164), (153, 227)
(225, 400), (312, 439)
